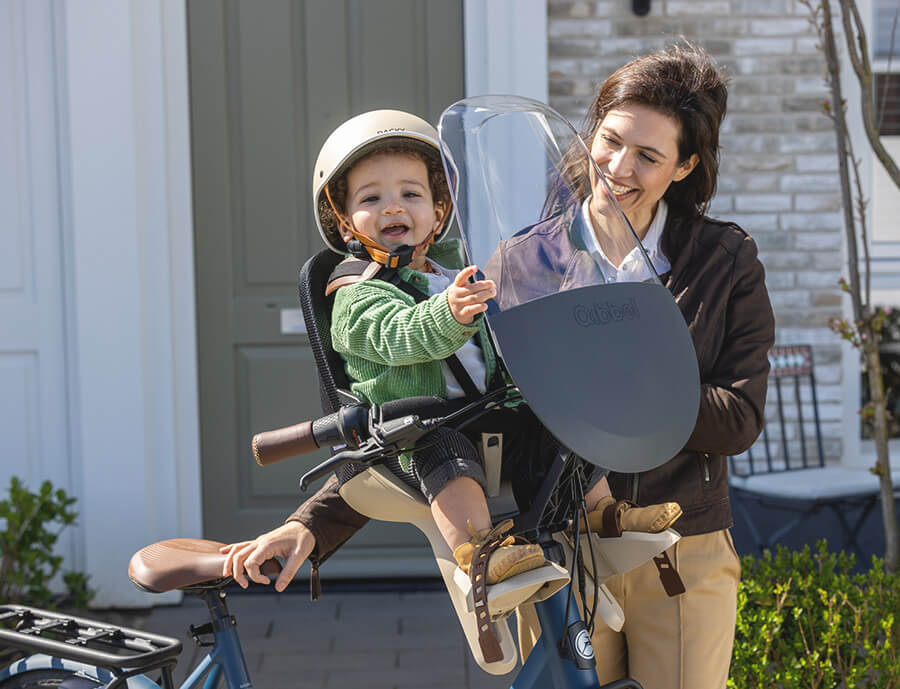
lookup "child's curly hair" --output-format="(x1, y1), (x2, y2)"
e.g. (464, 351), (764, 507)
(318, 141), (452, 252)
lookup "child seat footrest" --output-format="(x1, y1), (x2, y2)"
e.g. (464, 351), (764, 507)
(453, 562), (570, 621)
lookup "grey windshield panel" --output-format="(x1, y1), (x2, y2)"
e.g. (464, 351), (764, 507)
(488, 281), (699, 471)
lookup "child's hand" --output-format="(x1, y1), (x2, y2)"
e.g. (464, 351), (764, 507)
(447, 265), (496, 325)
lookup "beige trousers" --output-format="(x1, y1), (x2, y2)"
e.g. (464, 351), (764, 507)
(588, 529), (741, 689)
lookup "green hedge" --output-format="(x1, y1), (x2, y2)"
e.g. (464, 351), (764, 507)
(729, 542), (899, 689)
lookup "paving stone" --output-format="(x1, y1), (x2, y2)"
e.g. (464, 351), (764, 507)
(326, 666), (465, 688)
(242, 630), (332, 654)
(259, 649), (395, 673)
(334, 635), (461, 653)
(336, 605), (404, 622)
(273, 595), (340, 612)
(331, 610), (402, 627)
(232, 592), (340, 620)
(398, 614), (464, 636)
(267, 614), (340, 638)
(251, 668), (327, 689)
(336, 592), (403, 609)
(396, 647), (463, 673)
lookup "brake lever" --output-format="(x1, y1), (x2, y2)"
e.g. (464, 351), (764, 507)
(298, 445), (384, 491)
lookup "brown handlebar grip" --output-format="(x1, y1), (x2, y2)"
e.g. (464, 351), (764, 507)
(252, 421), (319, 466)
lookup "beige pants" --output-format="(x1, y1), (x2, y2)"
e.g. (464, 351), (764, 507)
(588, 529), (741, 689)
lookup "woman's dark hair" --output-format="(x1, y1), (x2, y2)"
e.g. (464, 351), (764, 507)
(553, 42), (728, 220)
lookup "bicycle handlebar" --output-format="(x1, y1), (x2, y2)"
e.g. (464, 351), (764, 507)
(251, 396), (461, 467)
(252, 405), (369, 466)
(253, 390), (519, 489)
(252, 421), (318, 466)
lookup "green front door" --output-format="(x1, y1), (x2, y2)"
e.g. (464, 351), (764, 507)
(189, 0), (464, 577)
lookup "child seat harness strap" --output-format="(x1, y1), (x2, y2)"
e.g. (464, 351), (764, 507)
(326, 259), (483, 400)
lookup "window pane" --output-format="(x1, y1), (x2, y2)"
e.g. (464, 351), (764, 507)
(875, 0), (900, 58)
(874, 73), (900, 135)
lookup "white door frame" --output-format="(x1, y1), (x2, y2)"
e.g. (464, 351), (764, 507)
(60, 0), (200, 606)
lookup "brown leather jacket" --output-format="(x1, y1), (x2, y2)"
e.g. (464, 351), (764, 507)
(288, 211), (775, 565)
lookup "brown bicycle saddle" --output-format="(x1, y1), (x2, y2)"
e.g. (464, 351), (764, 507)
(128, 538), (282, 593)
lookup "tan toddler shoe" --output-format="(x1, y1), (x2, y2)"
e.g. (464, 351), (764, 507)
(582, 496), (682, 535)
(453, 520), (545, 585)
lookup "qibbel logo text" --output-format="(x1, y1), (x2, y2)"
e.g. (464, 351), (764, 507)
(573, 298), (640, 327)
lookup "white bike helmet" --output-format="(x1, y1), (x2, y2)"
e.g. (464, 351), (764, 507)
(313, 109), (456, 266)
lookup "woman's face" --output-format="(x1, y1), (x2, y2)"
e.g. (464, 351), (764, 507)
(588, 102), (698, 237)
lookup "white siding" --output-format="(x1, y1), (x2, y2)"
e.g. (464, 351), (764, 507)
(0, 0), (75, 566)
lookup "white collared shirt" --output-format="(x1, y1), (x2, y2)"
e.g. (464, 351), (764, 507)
(578, 198), (671, 283)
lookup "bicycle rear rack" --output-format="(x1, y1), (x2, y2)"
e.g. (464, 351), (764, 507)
(0, 604), (182, 689)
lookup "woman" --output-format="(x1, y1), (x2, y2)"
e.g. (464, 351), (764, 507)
(484, 43), (775, 689)
(224, 42), (775, 689)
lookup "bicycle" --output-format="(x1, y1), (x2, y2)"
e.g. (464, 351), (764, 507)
(1, 387), (672, 689)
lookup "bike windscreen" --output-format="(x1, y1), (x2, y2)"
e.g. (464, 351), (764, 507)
(438, 96), (700, 472)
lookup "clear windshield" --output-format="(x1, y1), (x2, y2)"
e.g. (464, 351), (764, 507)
(437, 96), (700, 472)
(438, 95), (661, 312)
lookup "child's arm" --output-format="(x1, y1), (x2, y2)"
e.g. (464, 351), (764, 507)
(331, 268), (495, 366)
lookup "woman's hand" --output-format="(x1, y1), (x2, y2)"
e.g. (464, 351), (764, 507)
(220, 521), (316, 592)
(447, 265), (496, 325)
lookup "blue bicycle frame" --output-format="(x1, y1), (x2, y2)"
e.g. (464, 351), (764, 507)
(512, 587), (641, 689)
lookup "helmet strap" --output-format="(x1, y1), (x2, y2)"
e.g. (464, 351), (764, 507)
(324, 183), (440, 269)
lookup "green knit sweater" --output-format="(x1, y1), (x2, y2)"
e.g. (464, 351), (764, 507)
(330, 239), (497, 407)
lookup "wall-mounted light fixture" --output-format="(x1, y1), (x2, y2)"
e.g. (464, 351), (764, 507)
(632, 0), (651, 16)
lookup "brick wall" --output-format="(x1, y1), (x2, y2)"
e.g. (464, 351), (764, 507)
(548, 0), (846, 462)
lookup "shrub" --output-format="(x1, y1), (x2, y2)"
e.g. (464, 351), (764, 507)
(729, 541), (899, 689)
(0, 476), (94, 608)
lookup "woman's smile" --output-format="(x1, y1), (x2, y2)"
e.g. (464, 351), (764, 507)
(606, 179), (639, 199)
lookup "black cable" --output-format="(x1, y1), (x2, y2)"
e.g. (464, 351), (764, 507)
(561, 496), (579, 646)
(391, 389), (522, 457)
(579, 469), (599, 636)
(574, 468), (594, 636)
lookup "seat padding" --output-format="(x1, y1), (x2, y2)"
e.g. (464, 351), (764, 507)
(129, 538), (281, 593)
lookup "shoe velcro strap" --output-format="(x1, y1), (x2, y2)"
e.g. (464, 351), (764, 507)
(598, 501), (626, 538)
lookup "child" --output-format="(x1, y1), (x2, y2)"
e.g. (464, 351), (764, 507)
(312, 110), (681, 585)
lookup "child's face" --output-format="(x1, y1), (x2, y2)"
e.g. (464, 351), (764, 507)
(342, 153), (445, 252)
